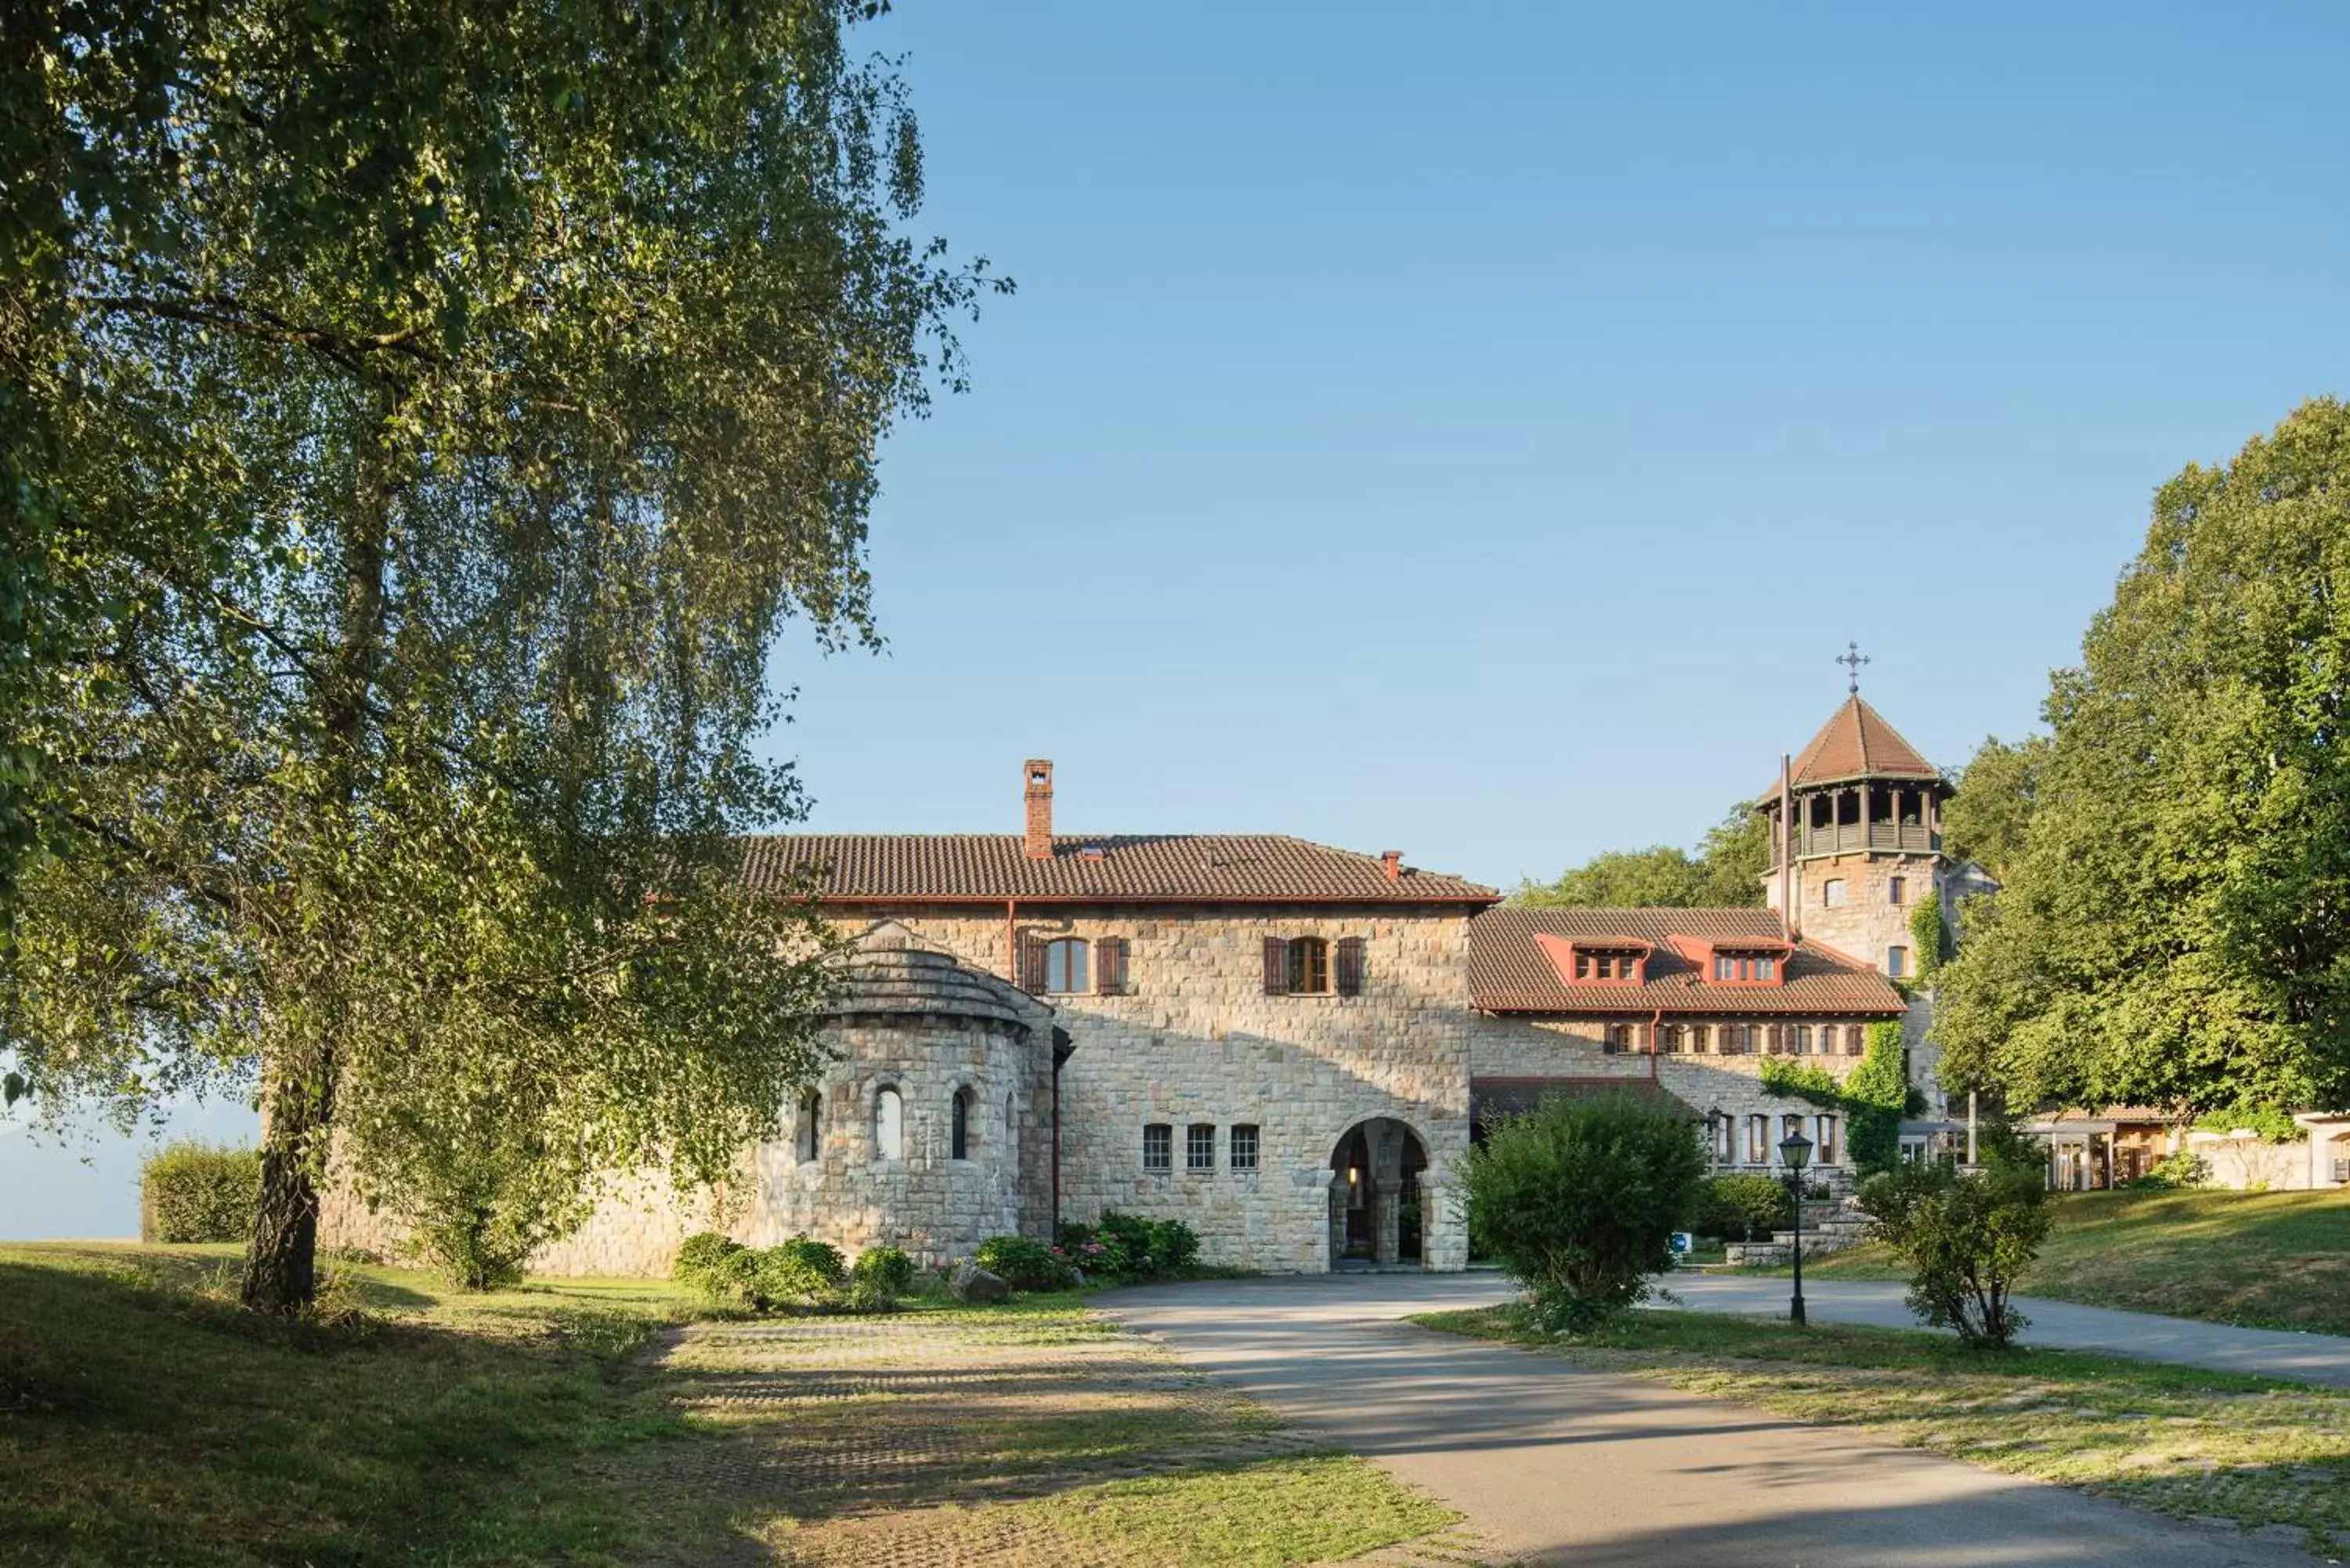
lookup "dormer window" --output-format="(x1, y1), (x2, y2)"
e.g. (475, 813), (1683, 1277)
(1712, 953), (1777, 981)
(1573, 952), (1642, 981)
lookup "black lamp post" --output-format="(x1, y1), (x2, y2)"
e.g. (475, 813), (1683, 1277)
(1778, 1128), (1813, 1327)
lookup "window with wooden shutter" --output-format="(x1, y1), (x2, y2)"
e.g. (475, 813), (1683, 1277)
(1262, 936), (1289, 995)
(1096, 936), (1129, 995)
(1019, 934), (1047, 994)
(1335, 936), (1365, 996)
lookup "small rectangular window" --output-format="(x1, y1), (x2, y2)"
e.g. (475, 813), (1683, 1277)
(1142, 1123), (1172, 1172)
(1887, 945), (1908, 978)
(1231, 1124), (1260, 1171)
(1823, 878), (1848, 907)
(1187, 1122), (1216, 1172)
(1746, 1114), (1768, 1163)
(1889, 876), (1907, 905)
(1713, 955), (1732, 981)
(1045, 938), (1089, 994)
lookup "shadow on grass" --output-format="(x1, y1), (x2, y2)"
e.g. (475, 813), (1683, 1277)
(0, 1248), (694, 1568)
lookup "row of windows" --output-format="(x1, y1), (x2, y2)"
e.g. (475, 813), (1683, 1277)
(1603, 1021), (1870, 1056)
(1018, 935), (1368, 997)
(1820, 876), (1910, 907)
(1711, 954), (1778, 981)
(1711, 1112), (1842, 1166)
(797, 1085), (1007, 1165)
(1572, 952), (1642, 981)
(1141, 1122), (1260, 1172)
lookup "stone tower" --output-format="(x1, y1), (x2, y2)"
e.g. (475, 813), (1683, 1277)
(1756, 693), (1949, 981)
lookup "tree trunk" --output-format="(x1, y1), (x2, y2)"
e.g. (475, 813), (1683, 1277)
(242, 1053), (331, 1315)
(242, 384), (394, 1317)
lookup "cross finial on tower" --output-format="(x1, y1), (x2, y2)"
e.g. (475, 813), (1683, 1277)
(1837, 641), (1871, 695)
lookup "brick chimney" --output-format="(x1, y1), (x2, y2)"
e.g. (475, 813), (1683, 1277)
(1381, 850), (1402, 880)
(1023, 759), (1054, 859)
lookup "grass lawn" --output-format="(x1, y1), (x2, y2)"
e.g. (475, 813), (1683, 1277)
(1416, 1302), (2350, 1559)
(0, 1242), (1456, 1567)
(1792, 1186), (2350, 1335)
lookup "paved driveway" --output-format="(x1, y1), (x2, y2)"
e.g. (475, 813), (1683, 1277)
(1101, 1274), (2323, 1566)
(1667, 1273), (2350, 1389)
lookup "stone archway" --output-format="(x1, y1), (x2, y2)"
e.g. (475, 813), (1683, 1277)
(1329, 1118), (1430, 1270)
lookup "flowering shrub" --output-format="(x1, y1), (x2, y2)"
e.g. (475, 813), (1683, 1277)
(973, 1234), (1077, 1291)
(1056, 1212), (1199, 1281)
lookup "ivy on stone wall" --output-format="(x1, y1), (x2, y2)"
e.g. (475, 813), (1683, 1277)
(1759, 1021), (1911, 1176)
(1909, 891), (1950, 983)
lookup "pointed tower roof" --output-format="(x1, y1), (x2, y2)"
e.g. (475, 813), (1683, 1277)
(1770, 695), (1942, 795)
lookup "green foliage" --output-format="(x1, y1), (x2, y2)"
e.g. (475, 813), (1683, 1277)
(1908, 891), (1949, 982)
(756, 1238), (849, 1309)
(2131, 1150), (2212, 1190)
(0, 0), (1006, 1315)
(1517, 804), (1770, 909)
(1942, 736), (2048, 884)
(850, 1245), (916, 1299)
(1755, 1021), (1908, 1176)
(1460, 1092), (1709, 1335)
(1758, 1057), (1842, 1105)
(1687, 1173), (1791, 1241)
(2191, 1106), (2307, 1144)
(1845, 1021), (1912, 1176)
(674, 1232), (740, 1284)
(1856, 1125), (2052, 1348)
(1934, 400), (2350, 1119)
(1057, 1212), (1202, 1280)
(383, 1111), (597, 1291)
(974, 1234), (1079, 1292)
(140, 1142), (262, 1244)
(670, 1233), (877, 1313)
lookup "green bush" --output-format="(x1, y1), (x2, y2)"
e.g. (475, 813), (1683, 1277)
(140, 1142), (261, 1244)
(1462, 1091), (1708, 1335)
(974, 1234), (1078, 1292)
(851, 1245), (916, 1299)
(1856, 1125), (2051, 1349)
(2131, 1150), (2211, 1189)
(673, 1231), (742, 1284)
(1074, 1211), (1198, 1279)
(1687, 1173), (1791, 1241)
(757, 1237), (848, 1307)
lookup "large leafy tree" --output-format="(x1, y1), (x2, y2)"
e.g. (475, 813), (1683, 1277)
(0, 2), (1002, 1313)
(1935, 399), (2350, 1118)
(1517, 803), (1769, 909)
(1941, 735), (2045, 884)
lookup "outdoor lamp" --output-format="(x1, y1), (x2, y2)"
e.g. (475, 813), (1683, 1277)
(1777, 1129), (1813, 1327)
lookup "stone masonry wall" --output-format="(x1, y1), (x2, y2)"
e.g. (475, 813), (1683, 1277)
(855, 904), (1479, 1274)
(744, 1010), (1054, 1266)
(1768, 849), (1943, 977)
(1472, 1013), (1877, 1172)
(318, 1001), (1055, 1277)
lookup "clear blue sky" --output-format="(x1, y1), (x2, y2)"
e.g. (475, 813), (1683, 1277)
(10, 1), (2349, 1237)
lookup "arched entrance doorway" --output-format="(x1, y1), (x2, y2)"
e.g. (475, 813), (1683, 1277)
(1329, 1118), (1429, 1270)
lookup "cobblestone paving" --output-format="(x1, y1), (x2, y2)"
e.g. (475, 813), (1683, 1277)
(609, 1306), (1489, 1566)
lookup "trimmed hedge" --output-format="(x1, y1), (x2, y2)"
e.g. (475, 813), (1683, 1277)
(140, 1142), (261, 1244)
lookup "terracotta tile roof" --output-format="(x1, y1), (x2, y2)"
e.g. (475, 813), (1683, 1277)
(1762, 696), (1943, 799)
(739, 833), (1499, 905)
(1470, 905), (1908, 1016)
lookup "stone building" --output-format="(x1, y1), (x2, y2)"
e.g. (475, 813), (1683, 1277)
(320, 699), (1943, 1277)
